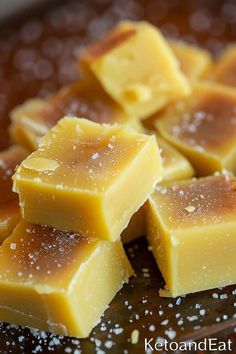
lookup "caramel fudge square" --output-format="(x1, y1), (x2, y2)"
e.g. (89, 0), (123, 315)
(79, 21), (190, 119)
(0, 221), (133, 337)
(13, 117), (162, 240)
(146, 175), (236, 298)
(10, 80), (135, 151)
(169, 40), (213, 81)
(156, 82), (236, 176)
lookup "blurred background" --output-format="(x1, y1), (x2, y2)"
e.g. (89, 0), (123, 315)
(0, 0), (235, 150)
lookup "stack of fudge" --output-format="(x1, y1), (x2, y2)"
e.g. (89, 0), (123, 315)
(0, 20), (236, 337)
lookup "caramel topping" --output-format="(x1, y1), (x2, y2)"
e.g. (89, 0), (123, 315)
(0, 221), (94, 288)
(163, 84), (236, 154)
(153, 175), (236, 229)
(17, 118), (147, 192)
(81, 27), (136, 61)
(34, 81), (128, 129)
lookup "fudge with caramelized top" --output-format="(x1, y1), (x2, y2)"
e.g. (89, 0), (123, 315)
(121, 136), (194, 244)
(0, 146), (28, 243)
(146, 175), (236, 297)
(169, 40), (213, 81)
(156, 82), (236, 176)
(79, 21), (190, 119)
(210, 45), (236, 87)
(10, 80), (136, 151)
(0, 220), (133, 337)
(13, 117), (162, 240)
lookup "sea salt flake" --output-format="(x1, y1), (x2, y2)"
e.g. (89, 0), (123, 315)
(176, 297), (182, 306)
(165, 329), (176, 340)
(91, 152), (99, 160)
(185, 205), (195, 213)
(10, 243), (17, 250)
(149, 325), (156, 332)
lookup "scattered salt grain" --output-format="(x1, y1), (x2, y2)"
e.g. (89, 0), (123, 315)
(149, 325), (156, 332)
(187, 315), (198, 322)
(113, 328), (123, 335)
(104, 340), (113, 349)
(91, 152), (99, 160)
(176, 297), (182, 306)
(10, 243), (17, 250)
(165, 329), (176, 340)
(185, 205), (195, 213)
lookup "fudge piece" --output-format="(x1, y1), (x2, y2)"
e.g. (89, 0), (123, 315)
(0, 146), (29, 243)
(121, 136), (194, 244)
(10, 99), (45, 151)
(10, 81), (134, 151)
(146, 175), (236, 297)
(121, 207), (145, 244)
(13, 117), (162, 240)
(169, 40), (213, 81)
(210, 45), (236, 87)
(158, 137), (194, 181)
(79, 21), (190, 119)
(156, 82), (236, 176)
(0, 220), (133, 337)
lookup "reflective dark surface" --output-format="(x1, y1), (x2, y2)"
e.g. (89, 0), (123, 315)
(0, 237), (236, 353)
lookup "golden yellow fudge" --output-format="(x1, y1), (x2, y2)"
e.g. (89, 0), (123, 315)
(121, 207), (145, 244)
(0, 146), (29, 243)
(156, 81), (236, 176)
(121, 137), (194, 244)
(0, 220), (133, 337)
(79, 21), (190, 119)
(210, 45), (236, 87)
(169, 40), (213, 81)
(13, 117), (162, 240)
(10, 81), (135, 151)
(10, 99), (46, 151)
(146, 175), (236, 297)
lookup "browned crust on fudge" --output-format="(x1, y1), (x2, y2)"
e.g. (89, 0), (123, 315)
(81, 27), (136, 61)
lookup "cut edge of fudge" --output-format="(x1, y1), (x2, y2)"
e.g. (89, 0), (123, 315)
(0, 220), (134, 337)
(79, 20), (191, 119)
(146, 174), (236, 297)
(156, 81), (236, 176)
(13, 117), (163, 240)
